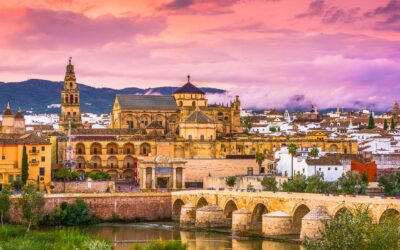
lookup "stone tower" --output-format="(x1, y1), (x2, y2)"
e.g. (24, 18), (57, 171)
(1, 101), (15, 134)
(60, 57), (81, 131)
(230, 95), (242, 133)
(14, 108), (26, 134)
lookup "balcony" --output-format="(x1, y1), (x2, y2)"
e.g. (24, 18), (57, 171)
(29, 160), (40, 165)
(29, 150), (39, 155)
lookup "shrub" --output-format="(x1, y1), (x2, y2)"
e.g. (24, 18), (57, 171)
(86, 172), (112, 181)
(225, 176), (237, 187)
(11, 180), (23, 191)
(282, 174), (307, 192)
(260, 176), (278, 191)
(378, 171), (400, 196)
(41, 198), (96, 226)
(304, 206), (400, 250)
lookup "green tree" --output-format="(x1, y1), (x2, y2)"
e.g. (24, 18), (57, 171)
(378, 171), (400, 196)
(282, 174), (307, 192)
(0, 185), (11, 226)
(255, 152), (266, 174)
(390, 118), (396, 130)
(309, 147), (319, 175)
(305, 173), (330, 194)
(260, 176), (278, 191)
(304, 206), (400, 250)
(225, 176), (237, 187)
(288, 143), (298, 178)
(21, 145), (29, 185)
(384, 119), (388, 130)
(19, 183), (45, 231)
(269, 127), (277, 132)
(241, 117), (252, 134)
(367, 112), (375, 129)
(337, 171), (366, 195)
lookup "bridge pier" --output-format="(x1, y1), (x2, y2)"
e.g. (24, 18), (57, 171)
(232, 209), (251, 231)
(195, 204), (227, 228)
(262, 211), (292, 236)
(180, 204), (196, 226)
(300, 206), (331, 240)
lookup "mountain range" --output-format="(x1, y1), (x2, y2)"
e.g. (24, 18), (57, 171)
(0, 79), (225, 114)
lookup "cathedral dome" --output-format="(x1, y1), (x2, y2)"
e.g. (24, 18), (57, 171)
(174, 75), (205, 95)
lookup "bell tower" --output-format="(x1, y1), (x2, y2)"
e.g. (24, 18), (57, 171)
(59, 57), (81, 131)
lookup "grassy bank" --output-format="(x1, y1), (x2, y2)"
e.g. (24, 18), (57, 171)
(0, 225), (112, 250)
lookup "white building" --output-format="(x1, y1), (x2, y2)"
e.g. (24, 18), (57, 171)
(275, 146), (344, 181)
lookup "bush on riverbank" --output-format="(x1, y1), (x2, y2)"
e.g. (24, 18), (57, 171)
(0, 225), (112, 250)
(131, 240), (187, 250)
(41, 198), (98, 226)
(303, 207), (400, 250)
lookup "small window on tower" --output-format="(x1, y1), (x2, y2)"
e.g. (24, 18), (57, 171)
(70, 82), (73, 88)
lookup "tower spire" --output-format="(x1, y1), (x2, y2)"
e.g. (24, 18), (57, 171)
(69, 56), (72, 65)
(6, 99), (10, 110)
(187, 74), (190, 83)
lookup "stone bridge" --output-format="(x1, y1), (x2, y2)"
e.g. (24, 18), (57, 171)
(171, 190), (400, 239)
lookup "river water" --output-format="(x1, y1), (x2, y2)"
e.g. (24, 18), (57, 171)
(88, 222), (301, 250)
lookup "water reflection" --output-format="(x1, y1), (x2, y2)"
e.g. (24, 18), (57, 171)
(88, 223), (301, 250)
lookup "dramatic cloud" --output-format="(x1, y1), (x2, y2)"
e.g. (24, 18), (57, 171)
(0, 0), (399, 111)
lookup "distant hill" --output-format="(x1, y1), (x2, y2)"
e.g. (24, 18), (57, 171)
(0, 79), (225, 114)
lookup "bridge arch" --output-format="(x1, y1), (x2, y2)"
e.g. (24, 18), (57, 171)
(379, 208), (400, 223)
(292, 204), (311, 234)
(251, 203), (268, 231)
(224, 200), (238, 224)
(196, 197), (208, 208)
(172, 199), (185, 221)
(333, 206), (353, 219)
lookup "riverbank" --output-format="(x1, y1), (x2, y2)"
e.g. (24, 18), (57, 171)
(0, 224), (112, 250)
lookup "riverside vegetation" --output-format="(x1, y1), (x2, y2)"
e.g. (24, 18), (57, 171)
(0, 183), (188, 250)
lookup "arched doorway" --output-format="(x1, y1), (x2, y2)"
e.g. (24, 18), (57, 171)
(379, 209), (399, 223)
(292, 204), (311, 234)
(224, 200), (238, 225)
(172, 199), (185, 221)
(90, 143), (102, 155)
(196, 197), (208, 208)
(75, 143), (85, 155)
(140, 143), (151, 156)
(106, 143), (118, 155)
(107, 156), (118, 169)
(90, 156), (102, 168)
(251, 203), (268, 231)
(123, 143), (134, 155)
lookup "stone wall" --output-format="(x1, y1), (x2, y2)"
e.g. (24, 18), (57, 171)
(52, 181), (114, 193)
(9, 193), (171, 222)
(185, 159), (259, 183)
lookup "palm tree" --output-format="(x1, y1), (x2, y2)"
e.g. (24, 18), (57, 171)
(309, 147), (319, 175)
(288, 144), (298, 178)
(255, 152), (266, 174)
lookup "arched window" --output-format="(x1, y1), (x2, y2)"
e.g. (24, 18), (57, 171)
(70, 82), (73, 88)
(65, 96), (68, 103)
(70, 94), (74, 103)
(75, 96), (78, 103)
(192, 101), (196, 107)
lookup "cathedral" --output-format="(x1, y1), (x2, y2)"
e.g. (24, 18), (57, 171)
(111, 75), (242, 137)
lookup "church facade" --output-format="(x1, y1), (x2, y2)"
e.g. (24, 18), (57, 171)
(111, 76), (242, 137)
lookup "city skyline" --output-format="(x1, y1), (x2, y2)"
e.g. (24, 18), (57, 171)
(0, 0), (399, 110)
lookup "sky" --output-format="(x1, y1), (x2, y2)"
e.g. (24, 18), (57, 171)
(0, 0), (400, 111)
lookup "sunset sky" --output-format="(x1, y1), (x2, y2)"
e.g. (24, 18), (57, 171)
(0, 0), (399, 110)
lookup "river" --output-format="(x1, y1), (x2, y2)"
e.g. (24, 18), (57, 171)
(87, 222), (302, 250)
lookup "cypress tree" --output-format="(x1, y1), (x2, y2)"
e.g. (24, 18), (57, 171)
(384, 119), (388, 130)
(391, 118), (396, 130)
(21, 144), (29, 185)
(367, 112), (375, 129)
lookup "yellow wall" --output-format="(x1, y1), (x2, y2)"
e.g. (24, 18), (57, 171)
(0, 143), (52, 188)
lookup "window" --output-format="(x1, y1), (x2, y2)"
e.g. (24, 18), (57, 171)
(188, 135), (192, 140)
(335, 167), (338, 171)
(78, 163), (82, 168)
(70, 82), (73, 88)
(319, 168), (321, 171)
(192, 101), (196, 107)
(8, 175), (14, 182)
(1, 156), (4, 160)
(39, 168), (45, 176)
(328, 167), (331, 171)
(16, 175), (20, 181)
(41, 156), (45, 162)
(41, 146), (45, 151)
(200, 135), (205, 141)
(73, 112), (76, 116)
(32, 146), (37, 153)
(67, 112), (71, 116)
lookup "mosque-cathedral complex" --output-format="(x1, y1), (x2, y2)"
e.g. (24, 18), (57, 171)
(54, 59), (358, 187)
